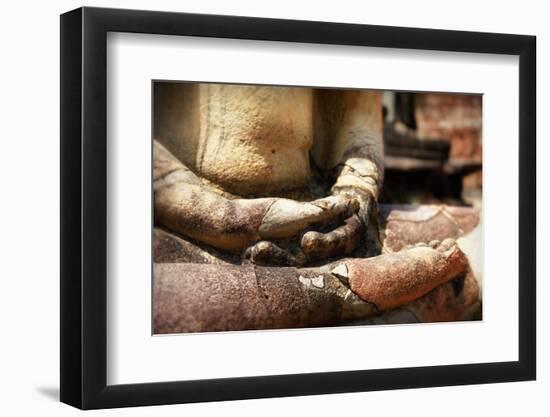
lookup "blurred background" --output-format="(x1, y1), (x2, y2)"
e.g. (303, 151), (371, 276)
(381, 92), (482, 208)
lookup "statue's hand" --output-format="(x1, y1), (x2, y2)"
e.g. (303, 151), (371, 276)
(257, 195), (359, 240)
(300, 213), (364, 261)
(155, 140), (366, 261)
(294, 187), (376, 263)
(244, 195), (365, 266)
(331, 186), (375, 228)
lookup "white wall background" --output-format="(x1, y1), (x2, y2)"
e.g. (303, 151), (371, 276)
(0, 0), (545, 415)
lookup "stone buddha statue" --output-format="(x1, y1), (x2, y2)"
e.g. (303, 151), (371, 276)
(151, 82), (482, 333)
(153, 82), (384, 265)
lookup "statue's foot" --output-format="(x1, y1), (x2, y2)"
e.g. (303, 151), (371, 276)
(332, 238), (470, 311)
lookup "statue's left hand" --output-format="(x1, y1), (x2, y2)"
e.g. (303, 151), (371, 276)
(244, 192), (369, 266)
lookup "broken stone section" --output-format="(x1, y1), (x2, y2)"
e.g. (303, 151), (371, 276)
(345, 239), (469, 311)
(380, 204), (480, 252)
(153, 263), (375, 334)
(353, 272), (480, 325)
(153, 240), (478, 334)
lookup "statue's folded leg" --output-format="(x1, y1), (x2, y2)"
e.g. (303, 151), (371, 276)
(154, 235), (480, 333)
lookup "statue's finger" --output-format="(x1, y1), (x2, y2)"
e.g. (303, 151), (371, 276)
(310, 195), (360, 221)
(331, 188), (373, 227)
(259, 196), (358, 240)
(357, 197), (373, 227)
(243, 240), (305, 266)
(300, 215), (363, 260)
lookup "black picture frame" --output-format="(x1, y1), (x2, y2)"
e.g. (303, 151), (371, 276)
(60, 6), (536, 410)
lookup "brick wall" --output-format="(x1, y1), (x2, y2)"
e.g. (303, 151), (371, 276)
(414, 93), (482, 189)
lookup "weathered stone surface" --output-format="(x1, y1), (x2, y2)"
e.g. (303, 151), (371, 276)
(154, 204), (480, 265)
(153, 264), (266, 333)
(353, 272), (480, 325)
(401, 271), (481, 322)
(445, 206), (482, 235)
(153, 242), (478, 334)
(153, 228), (237, 264)
(153, 263), (377, 334)
(254, 267), (358, 329)
(154, 86), (385, 257)
(346, 240), (469, 311)
(379, 204), (479, 252)
(152, 204), (481, 333)
(156, 85), (383, 198)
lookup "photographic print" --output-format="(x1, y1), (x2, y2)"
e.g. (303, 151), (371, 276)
(60, 8), (536, 408)
(152, 82), (483, 334)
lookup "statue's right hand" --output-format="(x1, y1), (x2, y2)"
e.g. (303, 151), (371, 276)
(242, 195), (361, 266)
(257, 195), (359, 241)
